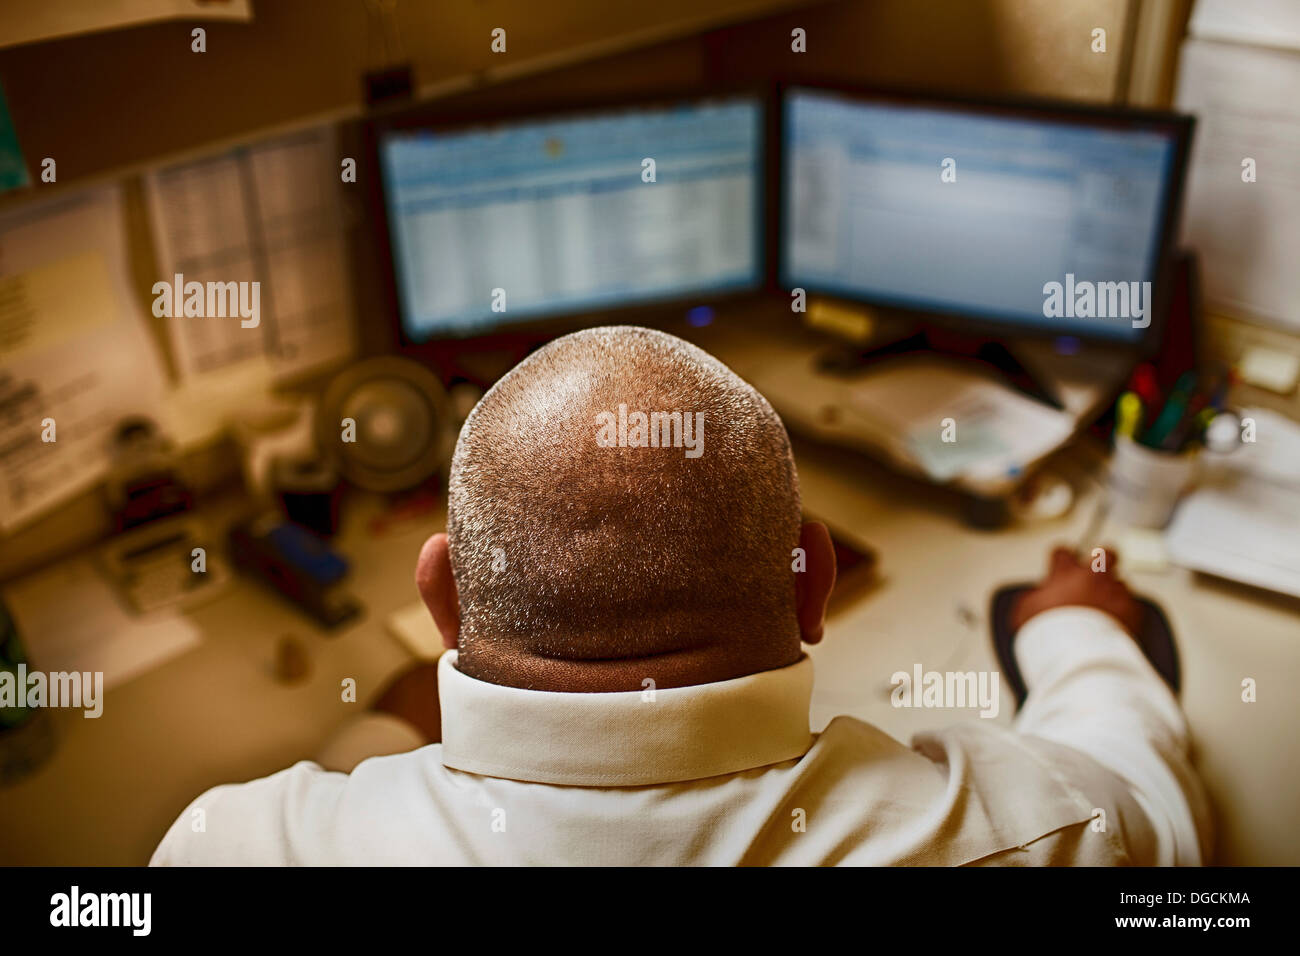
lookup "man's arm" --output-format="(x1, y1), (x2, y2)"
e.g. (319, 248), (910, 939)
(151, 665), (441, 863)
(1009, 548), (1212, 865)
(314, 662), (441, 773)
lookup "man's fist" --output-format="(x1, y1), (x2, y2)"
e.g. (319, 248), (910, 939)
(1010, 546), (1144, 638)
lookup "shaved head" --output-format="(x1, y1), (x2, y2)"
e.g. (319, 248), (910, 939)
(446, 326), (804, 687)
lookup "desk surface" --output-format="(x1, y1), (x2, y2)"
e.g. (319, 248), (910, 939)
(2, 439), (1298, 865)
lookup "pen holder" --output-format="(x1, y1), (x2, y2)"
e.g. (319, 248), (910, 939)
(1108, 436), (1199, 529)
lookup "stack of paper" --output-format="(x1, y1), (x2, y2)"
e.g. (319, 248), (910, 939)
(845, 358), (1075, 485)
(1165, 408), (1300, 598)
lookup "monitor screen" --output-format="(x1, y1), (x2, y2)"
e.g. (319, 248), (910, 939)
(781, 88), (1182, 342)
(380, 97), (764, 341)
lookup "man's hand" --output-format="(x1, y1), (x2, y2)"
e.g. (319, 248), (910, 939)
(372, 662), (442, 744)
(1010, 546), (1145, 638)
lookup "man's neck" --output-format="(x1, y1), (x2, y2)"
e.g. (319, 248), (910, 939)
(455, 642), (802, 693)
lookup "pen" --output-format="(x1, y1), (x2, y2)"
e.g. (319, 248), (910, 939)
(1162, 405), (1202, 452)
(1187, 406), (1218, 450)
(1161, 384), (1215, 451)
(1127, 363), (1162, 429)
(1144, 370), (1197, 448)
(1116, 391), (1143, 440)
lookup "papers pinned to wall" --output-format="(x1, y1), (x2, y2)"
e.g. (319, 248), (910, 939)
(1177, 2), (1300, 332)
(146, 152), (267, 376)
(0, 186), (166, 533)
(145, 126), (357, 382)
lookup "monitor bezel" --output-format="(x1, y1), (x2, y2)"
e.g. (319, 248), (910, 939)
(775, 81), (1196, 355)
(365, 85), (774, 357)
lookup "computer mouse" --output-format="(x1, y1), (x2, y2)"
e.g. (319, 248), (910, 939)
(990, 584), (1181, 711)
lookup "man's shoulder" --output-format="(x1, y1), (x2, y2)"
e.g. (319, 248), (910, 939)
(150, 748), (445, 866)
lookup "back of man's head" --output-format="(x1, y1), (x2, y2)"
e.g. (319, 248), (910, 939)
(447, 326), (802, 688)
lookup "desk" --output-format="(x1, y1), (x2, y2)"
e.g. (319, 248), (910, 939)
(2, 440), (1298, 865)
(0, 494), (431, 866)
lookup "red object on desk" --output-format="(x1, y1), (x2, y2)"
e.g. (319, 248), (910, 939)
(1127, 363), (1162, 431)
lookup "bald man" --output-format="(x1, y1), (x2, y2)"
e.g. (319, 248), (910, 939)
(152, 326), (1210, 866)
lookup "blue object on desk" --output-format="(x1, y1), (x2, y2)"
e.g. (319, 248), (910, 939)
(229, 517), (360, 628)
(267, 524), (348, 585)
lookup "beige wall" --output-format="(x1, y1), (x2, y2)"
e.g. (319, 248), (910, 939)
(0, 0), (1138, 192)
(713, 0), (1131, 100)
(0, 0), (812, 186)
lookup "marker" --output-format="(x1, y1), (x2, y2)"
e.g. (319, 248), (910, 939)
(1162, 383), (1216, 451)
(1116, 391), (1143, 439)
(1144, 371), (1197, 447)
(1162, 405), (1202, 451)
(1181, 406), (1219, 450)
(1194, 407), (1217, 430)
(1128, 363), (1162, 415)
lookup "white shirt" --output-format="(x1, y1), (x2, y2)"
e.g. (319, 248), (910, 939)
(151, 607), (1211, 866)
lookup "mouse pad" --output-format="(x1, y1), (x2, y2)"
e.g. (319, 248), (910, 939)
(990, 585), (1181, 712)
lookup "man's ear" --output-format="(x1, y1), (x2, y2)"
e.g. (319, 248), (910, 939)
(795, 521), (836, 645)
(416, 532), (460, 650)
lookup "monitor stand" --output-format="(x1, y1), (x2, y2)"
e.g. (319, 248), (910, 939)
(815, 328), (1064, 410)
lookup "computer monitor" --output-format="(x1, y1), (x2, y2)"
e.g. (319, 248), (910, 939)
(780, 86), (1192, 344)
(377, 95), (765, 342)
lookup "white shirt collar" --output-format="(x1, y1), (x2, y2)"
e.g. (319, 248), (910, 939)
(437, 650), (814, 787)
